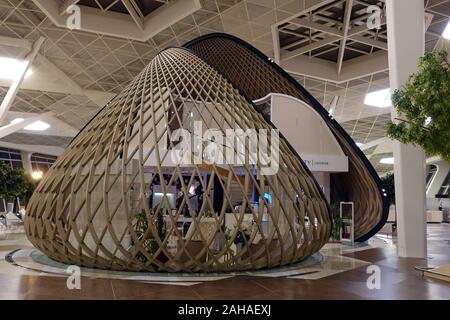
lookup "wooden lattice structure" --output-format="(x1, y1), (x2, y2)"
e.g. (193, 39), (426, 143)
(184, 34), (389, 242)
(24, 46), (332, 272)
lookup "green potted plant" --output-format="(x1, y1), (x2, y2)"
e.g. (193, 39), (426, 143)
(133, 209), (168, 264)
(203, 210), (216, 218)
(330, 204), (344, 242)
(225, 226), (252, 253)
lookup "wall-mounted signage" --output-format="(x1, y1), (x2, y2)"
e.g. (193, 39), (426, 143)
(301, 155), (349, 172)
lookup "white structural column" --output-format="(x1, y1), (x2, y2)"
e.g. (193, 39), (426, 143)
(20, 150), (33, 175)
(386, 0), (427, 258)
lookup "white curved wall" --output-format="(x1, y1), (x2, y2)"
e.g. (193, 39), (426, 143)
(255, 93), (348, 173)
(426, 160), (450, 198)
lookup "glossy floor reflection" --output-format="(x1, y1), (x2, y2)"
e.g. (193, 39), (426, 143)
(0, 224), (449, 300)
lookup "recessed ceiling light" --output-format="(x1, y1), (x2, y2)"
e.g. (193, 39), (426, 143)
(364, 89), (392, 108)
(443, 20), (450, 39)
(10, 118), (24, 125)
(0, 57), (32, 80)
(24, 121), (50, 131)
(380, 157), (394, 164)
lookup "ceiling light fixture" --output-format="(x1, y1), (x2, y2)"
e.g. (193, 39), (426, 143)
(0, 57), (32, 80)
(31, 171), (43, 180)
(10, 118), (50, 131)
(10, 118), (24, 125)
(364, 89), (392, 108)
(24, 121), (50, 131)
(443, 20), (450, 39)
(380, 157), (394, 165)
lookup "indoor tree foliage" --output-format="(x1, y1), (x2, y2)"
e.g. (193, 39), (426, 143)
(0, 161), (38, 202)
(387, 48), (450, 162)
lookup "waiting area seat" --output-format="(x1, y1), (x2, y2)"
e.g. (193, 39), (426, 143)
(0, 212), (23, 232)
(426, 210), (443, 223)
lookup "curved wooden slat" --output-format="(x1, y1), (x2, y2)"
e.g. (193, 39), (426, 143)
(184, 33), (389, 242)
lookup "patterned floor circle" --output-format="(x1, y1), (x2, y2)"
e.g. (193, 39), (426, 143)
(6, 248), (325, 284)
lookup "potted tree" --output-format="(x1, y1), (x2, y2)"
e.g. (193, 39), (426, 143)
(330, 204), (344, 242)
(133, 209), (168, 264)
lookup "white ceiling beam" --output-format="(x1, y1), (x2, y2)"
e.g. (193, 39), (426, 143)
(271, 24), (281, 64)
(13, 2), (42, 26)
(328, 96), (340, 115)
(427, 0), (449, 10)
(276, 0), (338, 26)
(340, 50), (388, 81)
(0, 36), (32, 51)
(0, 37), (45, 125)
(289, 18), (343, 37)
(281, 12), (346, 51)
(141, 0), (201, 39)
(425, 12), (434, 31)
(0, 112), (53, 139)
(281, 50), (388, 84)
(282, 36), (341, 61)
(365, 29), (387, 40)
(314, 14), (342, 25)
(282, 36), (316, 51)
(348, 17), (386, 36)
(349, 35), (388, 50)
(282, 54), (338, 81)
(280, 28), (309, 39)
(312, 43), (339, 57)
(0, 35), (115, 107)
(280, 30), (328, 51)
(360, 137), (389, 151)
(35, 55), (84, 96)
(122, 0), (144, 31)
(354, 0), (372, 6)
(337, 0), (354, 76)
(59, 0), (80, 15)
(314, 0), (346, 14)
(0, 141), (64, 156)
(346, 47), (370, 55)
(32, 0), (202, 42)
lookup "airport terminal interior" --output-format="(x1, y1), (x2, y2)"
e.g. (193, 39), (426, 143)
(0, 0), (449, 300)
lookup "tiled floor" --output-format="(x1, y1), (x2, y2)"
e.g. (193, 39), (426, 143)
(0, 224), (449, 300)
